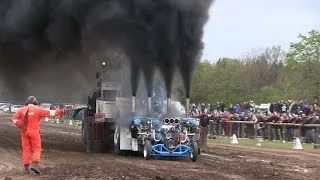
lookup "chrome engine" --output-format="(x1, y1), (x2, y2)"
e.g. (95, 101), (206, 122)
(153, 118), (199, 149)
(160, 118), (181, 149)
(131, 116), (199, 151)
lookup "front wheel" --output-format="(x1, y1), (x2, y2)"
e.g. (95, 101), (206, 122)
(190, 142), (198, 162)
(143, 140), (151, 160)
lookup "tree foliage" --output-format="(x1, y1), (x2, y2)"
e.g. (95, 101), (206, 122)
(172, 30), (320, 105)
(285, 30), (320, 99)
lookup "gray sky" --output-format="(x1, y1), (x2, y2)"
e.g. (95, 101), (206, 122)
(201, 0), (320, 61)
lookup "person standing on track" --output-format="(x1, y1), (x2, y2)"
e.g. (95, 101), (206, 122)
(199, 103), (209, 152)
(11, 96), (67, 175)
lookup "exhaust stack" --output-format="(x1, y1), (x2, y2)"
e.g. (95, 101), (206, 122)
(186, 98), (190, 117)
(132, 96), (136, 113)
(167, 97), (171, 114)
(148, 97), (152, 113)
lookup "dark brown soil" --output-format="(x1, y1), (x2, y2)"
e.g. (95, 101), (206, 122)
(0, 114), (319, 180)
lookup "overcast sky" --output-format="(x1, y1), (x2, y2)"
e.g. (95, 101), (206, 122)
(201, 0), (320, 61)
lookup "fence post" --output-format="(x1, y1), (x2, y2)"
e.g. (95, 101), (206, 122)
(282, 124), (286, 142)
(316, 127), (320, 144)
(254, 123), (257, 138)
(241, 123), (245, 138)
(218, 120), (221, 136)
(268, 124), (271, 140)
(229, 121), (233, 137)
(299, 125), (302, 139)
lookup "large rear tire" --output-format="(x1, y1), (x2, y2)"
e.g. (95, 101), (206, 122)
(114, 125), (122, 155)
(143, 140), (151, 160)
(83, 108), (93, 153)
(82, 121), (86, 145)
(190, 142), (198, 162)
(83, 118), (93, 152)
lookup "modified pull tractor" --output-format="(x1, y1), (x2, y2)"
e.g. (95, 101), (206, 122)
(129, 116), (200, 162)
(81, 68), (201, 162)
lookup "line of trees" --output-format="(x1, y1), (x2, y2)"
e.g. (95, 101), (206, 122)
(173, 30), (320, 105)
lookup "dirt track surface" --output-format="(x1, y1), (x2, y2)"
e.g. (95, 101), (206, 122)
(0, 114), (320, 180)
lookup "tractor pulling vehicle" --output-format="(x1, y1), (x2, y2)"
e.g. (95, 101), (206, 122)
(81, 75), (200, 162)
(130, 116), (199, 161)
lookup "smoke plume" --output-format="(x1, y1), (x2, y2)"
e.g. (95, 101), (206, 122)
(0, 0), (214, 102)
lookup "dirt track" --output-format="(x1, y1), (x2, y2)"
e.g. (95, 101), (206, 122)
(0, 114), (320, 180)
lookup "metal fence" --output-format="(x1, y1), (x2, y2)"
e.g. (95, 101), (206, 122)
(208, 120), (320, 144)
(42, 112), (320, 144)
(43, 108), (85, 127)
(43, 116), (82, 126)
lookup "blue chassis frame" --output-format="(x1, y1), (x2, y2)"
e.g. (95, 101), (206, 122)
(150, 143), (193, 157)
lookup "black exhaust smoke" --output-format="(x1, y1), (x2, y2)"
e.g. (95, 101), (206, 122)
(177, 1), (213, 99)
(0, 0), (214, 102)
(152, 2), (178, 99)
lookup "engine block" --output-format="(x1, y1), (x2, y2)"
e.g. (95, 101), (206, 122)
(130, 116), (200, 161)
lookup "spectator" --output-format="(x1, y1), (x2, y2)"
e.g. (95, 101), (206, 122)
(234, 104), (241, 114)
(222, 111), (232, 137)
(193, 98), (319, 144)
(249, 100), (256, 112)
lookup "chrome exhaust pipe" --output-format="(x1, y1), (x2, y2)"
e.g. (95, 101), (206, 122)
(167, 97), (171, 114)
(132, 96), (136, 113)
(186, 98), (190, 117)
(148, 96), (152, 113)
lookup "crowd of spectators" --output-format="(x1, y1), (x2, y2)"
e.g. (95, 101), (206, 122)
(190, 98), (320, 144)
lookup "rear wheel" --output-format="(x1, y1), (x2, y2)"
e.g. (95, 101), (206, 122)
(114, 125), (122, 155)
(190, 142), (198, 162)
(82, 121), (86, 144)
(143, 140), (151, 160)
(83, 118), (93, 152)
(83, 108), (93, 153)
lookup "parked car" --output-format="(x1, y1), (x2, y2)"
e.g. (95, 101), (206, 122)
(3, 105), (23, 113)
(0, 104), (11, 111)
(40, 103), (54, 110)
(0, 103), (9, 107)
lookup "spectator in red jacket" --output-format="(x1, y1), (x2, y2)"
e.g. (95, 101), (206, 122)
(222, 111), (232, 137)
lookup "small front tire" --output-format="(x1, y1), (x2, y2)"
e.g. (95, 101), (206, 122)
(143, 140), (151, 160)
(190, 142), (198, 162)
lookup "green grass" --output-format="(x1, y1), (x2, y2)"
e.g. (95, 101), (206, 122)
(208, 137), (320, 153)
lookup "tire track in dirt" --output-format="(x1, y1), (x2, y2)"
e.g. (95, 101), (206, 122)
(0, 118), (24, 174)
(204, 145), (320, 180)
(1, 115), (320, 180)
(211, 144), (320, 159)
